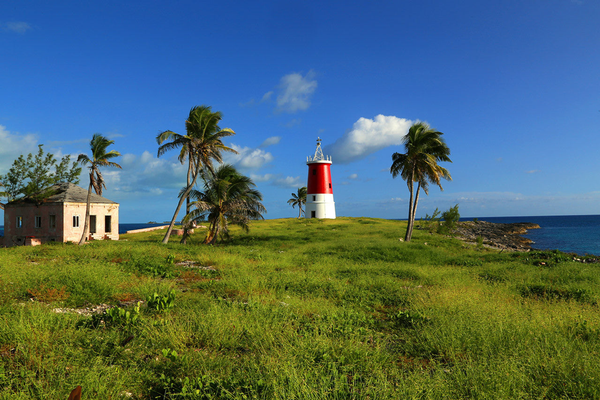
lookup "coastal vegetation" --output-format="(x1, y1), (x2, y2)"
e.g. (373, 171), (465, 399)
(183, 164), (266, 245)
(287, 187), (307, 218)
(0, 145), (81, 205)
(1, 218), (600, 399)
(77, 134), (122, 245)
(390, 122), (452, 242)
(156, 105), (237, 244)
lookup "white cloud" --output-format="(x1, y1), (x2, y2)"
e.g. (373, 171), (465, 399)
(260, 136), (281, 148)
(3, 21), (31, 34)
(526, 170), (540, 174)
(349, 173), (358, 180)
(224, 144), (274, 170)
(284, 118), (301, 128)
(261, 91), (274, 102)
(108, 151), (188, 195)
(276, 70), (317, 113)
(0, 125), (39, 173)
(250, 173), (303, 188)
(324, 115), (414, 164)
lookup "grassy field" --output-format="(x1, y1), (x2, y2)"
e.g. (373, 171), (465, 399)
(1, 217), (600, 399)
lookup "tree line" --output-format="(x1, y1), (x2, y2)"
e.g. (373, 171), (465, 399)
(0, 105), (266, 245)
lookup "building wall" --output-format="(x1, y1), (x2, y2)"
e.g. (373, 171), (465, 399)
(3, 203), (65, 246)
(305, 194), (336, 219)
(62, 203), (119, 242)
(3, 202), (119, 246)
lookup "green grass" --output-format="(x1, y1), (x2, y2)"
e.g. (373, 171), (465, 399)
(1, 217), (600, 399)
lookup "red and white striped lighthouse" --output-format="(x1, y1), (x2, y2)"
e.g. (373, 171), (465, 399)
(305, 137), (336, 219)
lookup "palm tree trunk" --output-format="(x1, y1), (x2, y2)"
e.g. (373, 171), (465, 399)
(162, 160), (202, 244)
(406, 183), (421, 242)
(404, 179), (414, 242)
(78, 180), (93, 245)
(298, 204), (302, 218)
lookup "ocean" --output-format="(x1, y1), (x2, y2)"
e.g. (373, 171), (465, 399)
(1, 216), (599, 255)
(463, 215), (600, 256)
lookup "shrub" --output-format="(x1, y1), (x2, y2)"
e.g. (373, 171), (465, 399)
(147, 290), (176, 312)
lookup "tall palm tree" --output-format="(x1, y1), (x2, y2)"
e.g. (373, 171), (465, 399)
(183, 164), (266, 245)
(157, 105), (237, 244)
(287, 187), (307, 218)
(391, 122), (452, 242)
(77, 134), (122, 245)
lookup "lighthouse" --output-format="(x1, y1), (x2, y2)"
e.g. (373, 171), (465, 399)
(305, 137), (336, 219)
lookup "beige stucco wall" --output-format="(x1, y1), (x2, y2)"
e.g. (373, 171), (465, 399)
(3, 202), (119, 246)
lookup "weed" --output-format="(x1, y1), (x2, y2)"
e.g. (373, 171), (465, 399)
(147, 291), (176, 312)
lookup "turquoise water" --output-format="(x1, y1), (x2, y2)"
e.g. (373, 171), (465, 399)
(468, 215), (600, 256)
(1, 217), (599, 255)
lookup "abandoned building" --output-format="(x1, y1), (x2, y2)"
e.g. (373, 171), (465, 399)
(2, 182), (119, 246)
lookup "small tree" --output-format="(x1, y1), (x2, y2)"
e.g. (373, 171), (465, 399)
(0, 145), (81, 202)
(287, 187), (307, 218)
(438, 204), (460, 234)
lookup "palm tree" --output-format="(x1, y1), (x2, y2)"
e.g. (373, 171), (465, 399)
(157, 105), (237, 244)
(77, 134), (122, 245)
(287, 187), (307, 218)
(183, 164), (266, 245)
(390, 122), (452, 242)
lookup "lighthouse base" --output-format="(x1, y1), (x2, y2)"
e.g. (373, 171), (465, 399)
(305, 194), (336, 219)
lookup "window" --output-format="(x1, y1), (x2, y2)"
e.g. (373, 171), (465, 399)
(90, 215), (97, 234)
(329, 183), (331, 188)
(16, 216), (23, 228)
(49, 215), (56, 229)
(73, 215), (80, 228)
(105, 215), (112, 233)
(35, 216), (42, 228)
(311, 211), (316, 218)
(312, 169), (316, 175)
(312, 195), (316, 201)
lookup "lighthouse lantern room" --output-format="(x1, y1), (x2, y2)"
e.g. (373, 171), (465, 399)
(305, 137), (336, 219)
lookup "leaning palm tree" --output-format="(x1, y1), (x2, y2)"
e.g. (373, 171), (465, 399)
(287, 187), (307, 218)
(183, 164), (266, 245)
(77, 134), (122, 245)
(157, 105), (237, 244)
(391, 122), (452, 242)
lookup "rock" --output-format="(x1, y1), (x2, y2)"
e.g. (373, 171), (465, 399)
(453, 221), (540, 251)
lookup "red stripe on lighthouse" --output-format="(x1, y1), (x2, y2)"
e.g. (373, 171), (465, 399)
(307, 163), (333, 194)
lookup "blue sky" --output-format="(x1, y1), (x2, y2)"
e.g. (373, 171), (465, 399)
(1, 0), (599, 222)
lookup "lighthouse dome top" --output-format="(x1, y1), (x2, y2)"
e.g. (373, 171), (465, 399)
(307, 137), (332, 164)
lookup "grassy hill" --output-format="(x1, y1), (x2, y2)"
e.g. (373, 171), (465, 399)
(1, 217), (599, 399)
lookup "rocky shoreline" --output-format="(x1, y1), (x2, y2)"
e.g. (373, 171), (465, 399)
(453, 221), (541, 251)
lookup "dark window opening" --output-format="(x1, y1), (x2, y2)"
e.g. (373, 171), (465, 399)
(90, 215), (97, 234)
(73, 216), (79, 227)
(35, 216), (42, 228)
(105, 215), (112, 233)
(312, 169), (316, 175)
(17, 216), (23, 228)
(312, 195), (316, 201)
(49, 215), (56, 229)
(311, 211), (316, 218)
(329, 183), (331, 188)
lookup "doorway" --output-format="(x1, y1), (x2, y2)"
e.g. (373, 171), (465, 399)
(90, 215), (97, 234)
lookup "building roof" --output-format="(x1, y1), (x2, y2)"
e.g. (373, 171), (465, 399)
(8, 182), (118, 205)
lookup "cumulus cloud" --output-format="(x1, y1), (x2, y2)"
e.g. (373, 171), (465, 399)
(224, 144), (274, 170)
(0, 125), (39, 173)
(2, 21), (31, 34)
(250, 173), (303, 188)
(260, 136), (281, 148)
(276, 70), (317, 113)
(349, 173), (358, 180)
(324, 115), (414, 164)
(107, 151), (187, 195)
